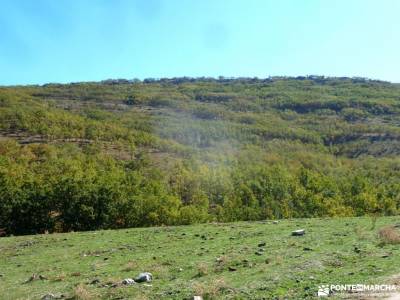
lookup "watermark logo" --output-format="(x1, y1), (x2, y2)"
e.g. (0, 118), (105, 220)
(317, 284), (398, 297)
(317, 285), (330, 297)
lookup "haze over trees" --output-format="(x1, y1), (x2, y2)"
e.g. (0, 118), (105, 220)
(1, 76), (400, 235)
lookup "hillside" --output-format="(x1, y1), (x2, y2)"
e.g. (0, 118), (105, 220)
(1, 216), (400, 299)
(1, 76), (400, 235)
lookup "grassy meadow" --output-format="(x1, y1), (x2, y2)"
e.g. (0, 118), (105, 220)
(1, 216), (400, 299)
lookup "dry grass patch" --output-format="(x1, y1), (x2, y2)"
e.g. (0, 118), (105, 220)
(149, 263), (169, 279)
(50, 272), (66, 282)
(214, 255), (229, 272)
(193, 278), (232, 299)
(72, 284), (97, 300)
(196, 262), (209, 277)
(354, 225), (369, 240)
(378, 226), (400, 245)
(122, 260), (138, 272)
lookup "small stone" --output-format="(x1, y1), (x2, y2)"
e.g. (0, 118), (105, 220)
(228, 266), (237, 272)
(193, 296), (203, 300)
(273, 221), (279, 224)
(178, 268), (183, 272)
(90, 278), (100, 285)
(41, 294), (56, 300)
(122, 278), (136, 285)
(26, 274), (37, 283)
(26, 274), (47, 283)
(135, 272), (152, 283)
(291, 229), (305, 236)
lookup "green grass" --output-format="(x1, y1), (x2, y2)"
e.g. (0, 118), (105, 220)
(1, 216), (400, 299)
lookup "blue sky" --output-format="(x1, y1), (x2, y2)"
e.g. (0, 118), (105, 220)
(1, 0), (399, 85)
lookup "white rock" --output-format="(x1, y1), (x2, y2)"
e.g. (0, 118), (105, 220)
(122, 278), (136, 285)
(135, 272), (152, 283)
(292, 229), (305, 236)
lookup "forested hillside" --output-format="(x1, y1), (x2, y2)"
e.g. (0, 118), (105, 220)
(1, 76), (400, 235)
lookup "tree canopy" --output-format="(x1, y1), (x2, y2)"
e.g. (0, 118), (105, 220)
(1, 76), (400, 235)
